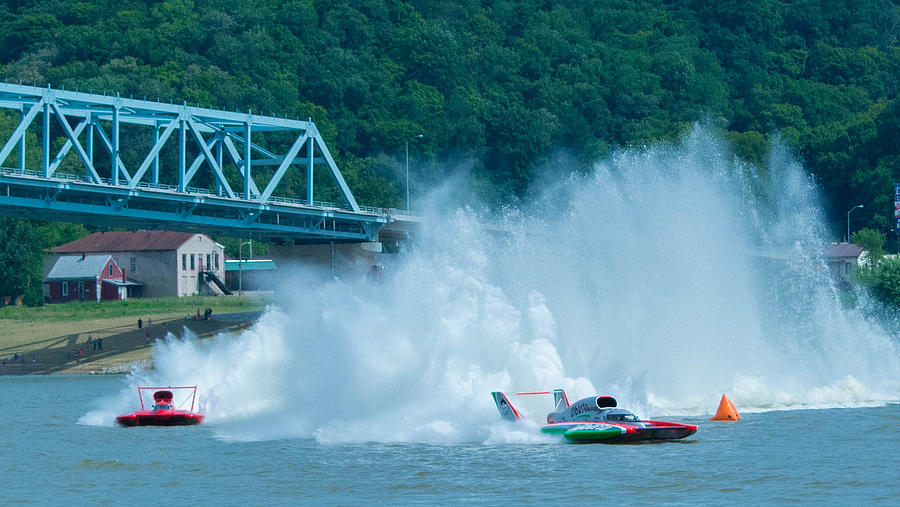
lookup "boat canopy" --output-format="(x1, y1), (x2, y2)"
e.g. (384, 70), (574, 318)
(153, 390), (174, 402)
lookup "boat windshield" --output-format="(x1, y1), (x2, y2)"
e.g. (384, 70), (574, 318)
(606, 411), (640, 422)
(154, 403), (172, 410)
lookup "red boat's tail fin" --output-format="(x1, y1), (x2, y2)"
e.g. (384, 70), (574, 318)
(137, 386), (199, 412)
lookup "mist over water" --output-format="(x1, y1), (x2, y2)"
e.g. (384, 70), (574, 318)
(83, 127), (900, 442)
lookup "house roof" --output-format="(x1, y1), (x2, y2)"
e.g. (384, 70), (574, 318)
(47, 255), (113, 280)
(828, 242), (864, 258)
(54, 230), (197, 253)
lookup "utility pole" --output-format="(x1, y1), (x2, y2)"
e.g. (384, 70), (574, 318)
(238, 240), (251, 297)
(847, 204), (863, 242)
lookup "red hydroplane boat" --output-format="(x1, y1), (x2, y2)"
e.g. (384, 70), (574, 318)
(116, 386), (204, 427)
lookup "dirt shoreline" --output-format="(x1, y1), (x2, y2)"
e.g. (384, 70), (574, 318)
(0, 312), (260, 375)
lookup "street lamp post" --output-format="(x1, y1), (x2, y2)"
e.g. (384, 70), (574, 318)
(847, 204), (864, 242)
(238, 240), (252, 297)
(405, 134), (423, 211)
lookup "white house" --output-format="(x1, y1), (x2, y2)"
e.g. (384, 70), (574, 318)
(827, 242), (864, 287)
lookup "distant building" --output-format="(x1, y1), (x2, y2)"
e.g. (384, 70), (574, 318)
(224, 259), (278, 291)
(45, 254), (132, 302)
(46, 231), (227, 298)
(827, 242), (864, 287)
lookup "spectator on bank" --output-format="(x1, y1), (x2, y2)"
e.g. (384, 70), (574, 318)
(138, 318), (143, 329)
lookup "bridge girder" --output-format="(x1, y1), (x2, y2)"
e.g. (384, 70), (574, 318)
(0, 170), (388, 243)
(0, 82), (413, 243)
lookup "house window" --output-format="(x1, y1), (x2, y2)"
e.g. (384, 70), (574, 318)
(190, 254), (195, 270)
(182, 253), (187, 270)
(130, 257), (136, 273)
(62, 281), (69, 297)
(109, 263), (114, 277)
(214, 253), (219, 270)
(846, 263), (851, 275)
(206, 254), (211, 272)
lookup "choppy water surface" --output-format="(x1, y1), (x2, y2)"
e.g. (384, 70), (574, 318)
(1, 376), (898, 504)
(4, 128), (900, 503)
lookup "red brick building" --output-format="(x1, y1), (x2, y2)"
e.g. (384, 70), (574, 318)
(45, 254), (130, 303)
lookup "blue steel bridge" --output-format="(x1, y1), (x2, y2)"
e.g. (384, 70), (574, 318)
(0, 82), (414, 244)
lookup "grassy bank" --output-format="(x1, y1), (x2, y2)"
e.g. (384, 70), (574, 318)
(0, 295), (268, 321)
(0, 295), (268, 374)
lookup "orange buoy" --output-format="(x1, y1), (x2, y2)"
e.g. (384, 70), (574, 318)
(710, 393), (740, 421)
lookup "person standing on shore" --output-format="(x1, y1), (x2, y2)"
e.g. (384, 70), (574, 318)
(97, 338), (103, 351)
(87, 335), (94, 352)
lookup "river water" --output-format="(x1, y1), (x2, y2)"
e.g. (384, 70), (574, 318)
(4, 128), (900, 503)
(1, 375), (897, 504)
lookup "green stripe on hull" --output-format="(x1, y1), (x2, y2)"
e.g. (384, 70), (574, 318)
(562, 424), (625, 442)
(563, 428), (624, 441)
(542, 423), (626, 441)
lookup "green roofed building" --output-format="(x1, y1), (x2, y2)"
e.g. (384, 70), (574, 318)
(225, 259), (279, 292)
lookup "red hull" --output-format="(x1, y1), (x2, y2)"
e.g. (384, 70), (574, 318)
(606, 420), (698, 443)
(116, 410), (204, 427)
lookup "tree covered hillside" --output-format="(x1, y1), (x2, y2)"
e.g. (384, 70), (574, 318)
(0, 0), (899, 302)
(1, 0), (897, 211)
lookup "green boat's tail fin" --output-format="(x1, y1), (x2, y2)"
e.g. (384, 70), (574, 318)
(553, 389), (570, 411)
(491, 391), (520, 421)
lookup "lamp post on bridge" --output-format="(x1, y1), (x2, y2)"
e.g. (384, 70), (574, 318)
(238, 240), (252, 297)
(847, 204), (863, 243)
(406, 134), (423, 211)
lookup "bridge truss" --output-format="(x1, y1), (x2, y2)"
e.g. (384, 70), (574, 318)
(0, 82), (397, 243)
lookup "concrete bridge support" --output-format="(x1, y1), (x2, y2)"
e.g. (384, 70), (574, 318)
(267, 241), (383, 280)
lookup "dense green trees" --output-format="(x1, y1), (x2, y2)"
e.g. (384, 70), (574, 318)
(1, 0), (897, 216)
(1, 0), (899, 303)
(0, 219), (42, 306)
(852, 228), (887, 259)
(0, 219), (87, 305)
(855, 258), (900, 306)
